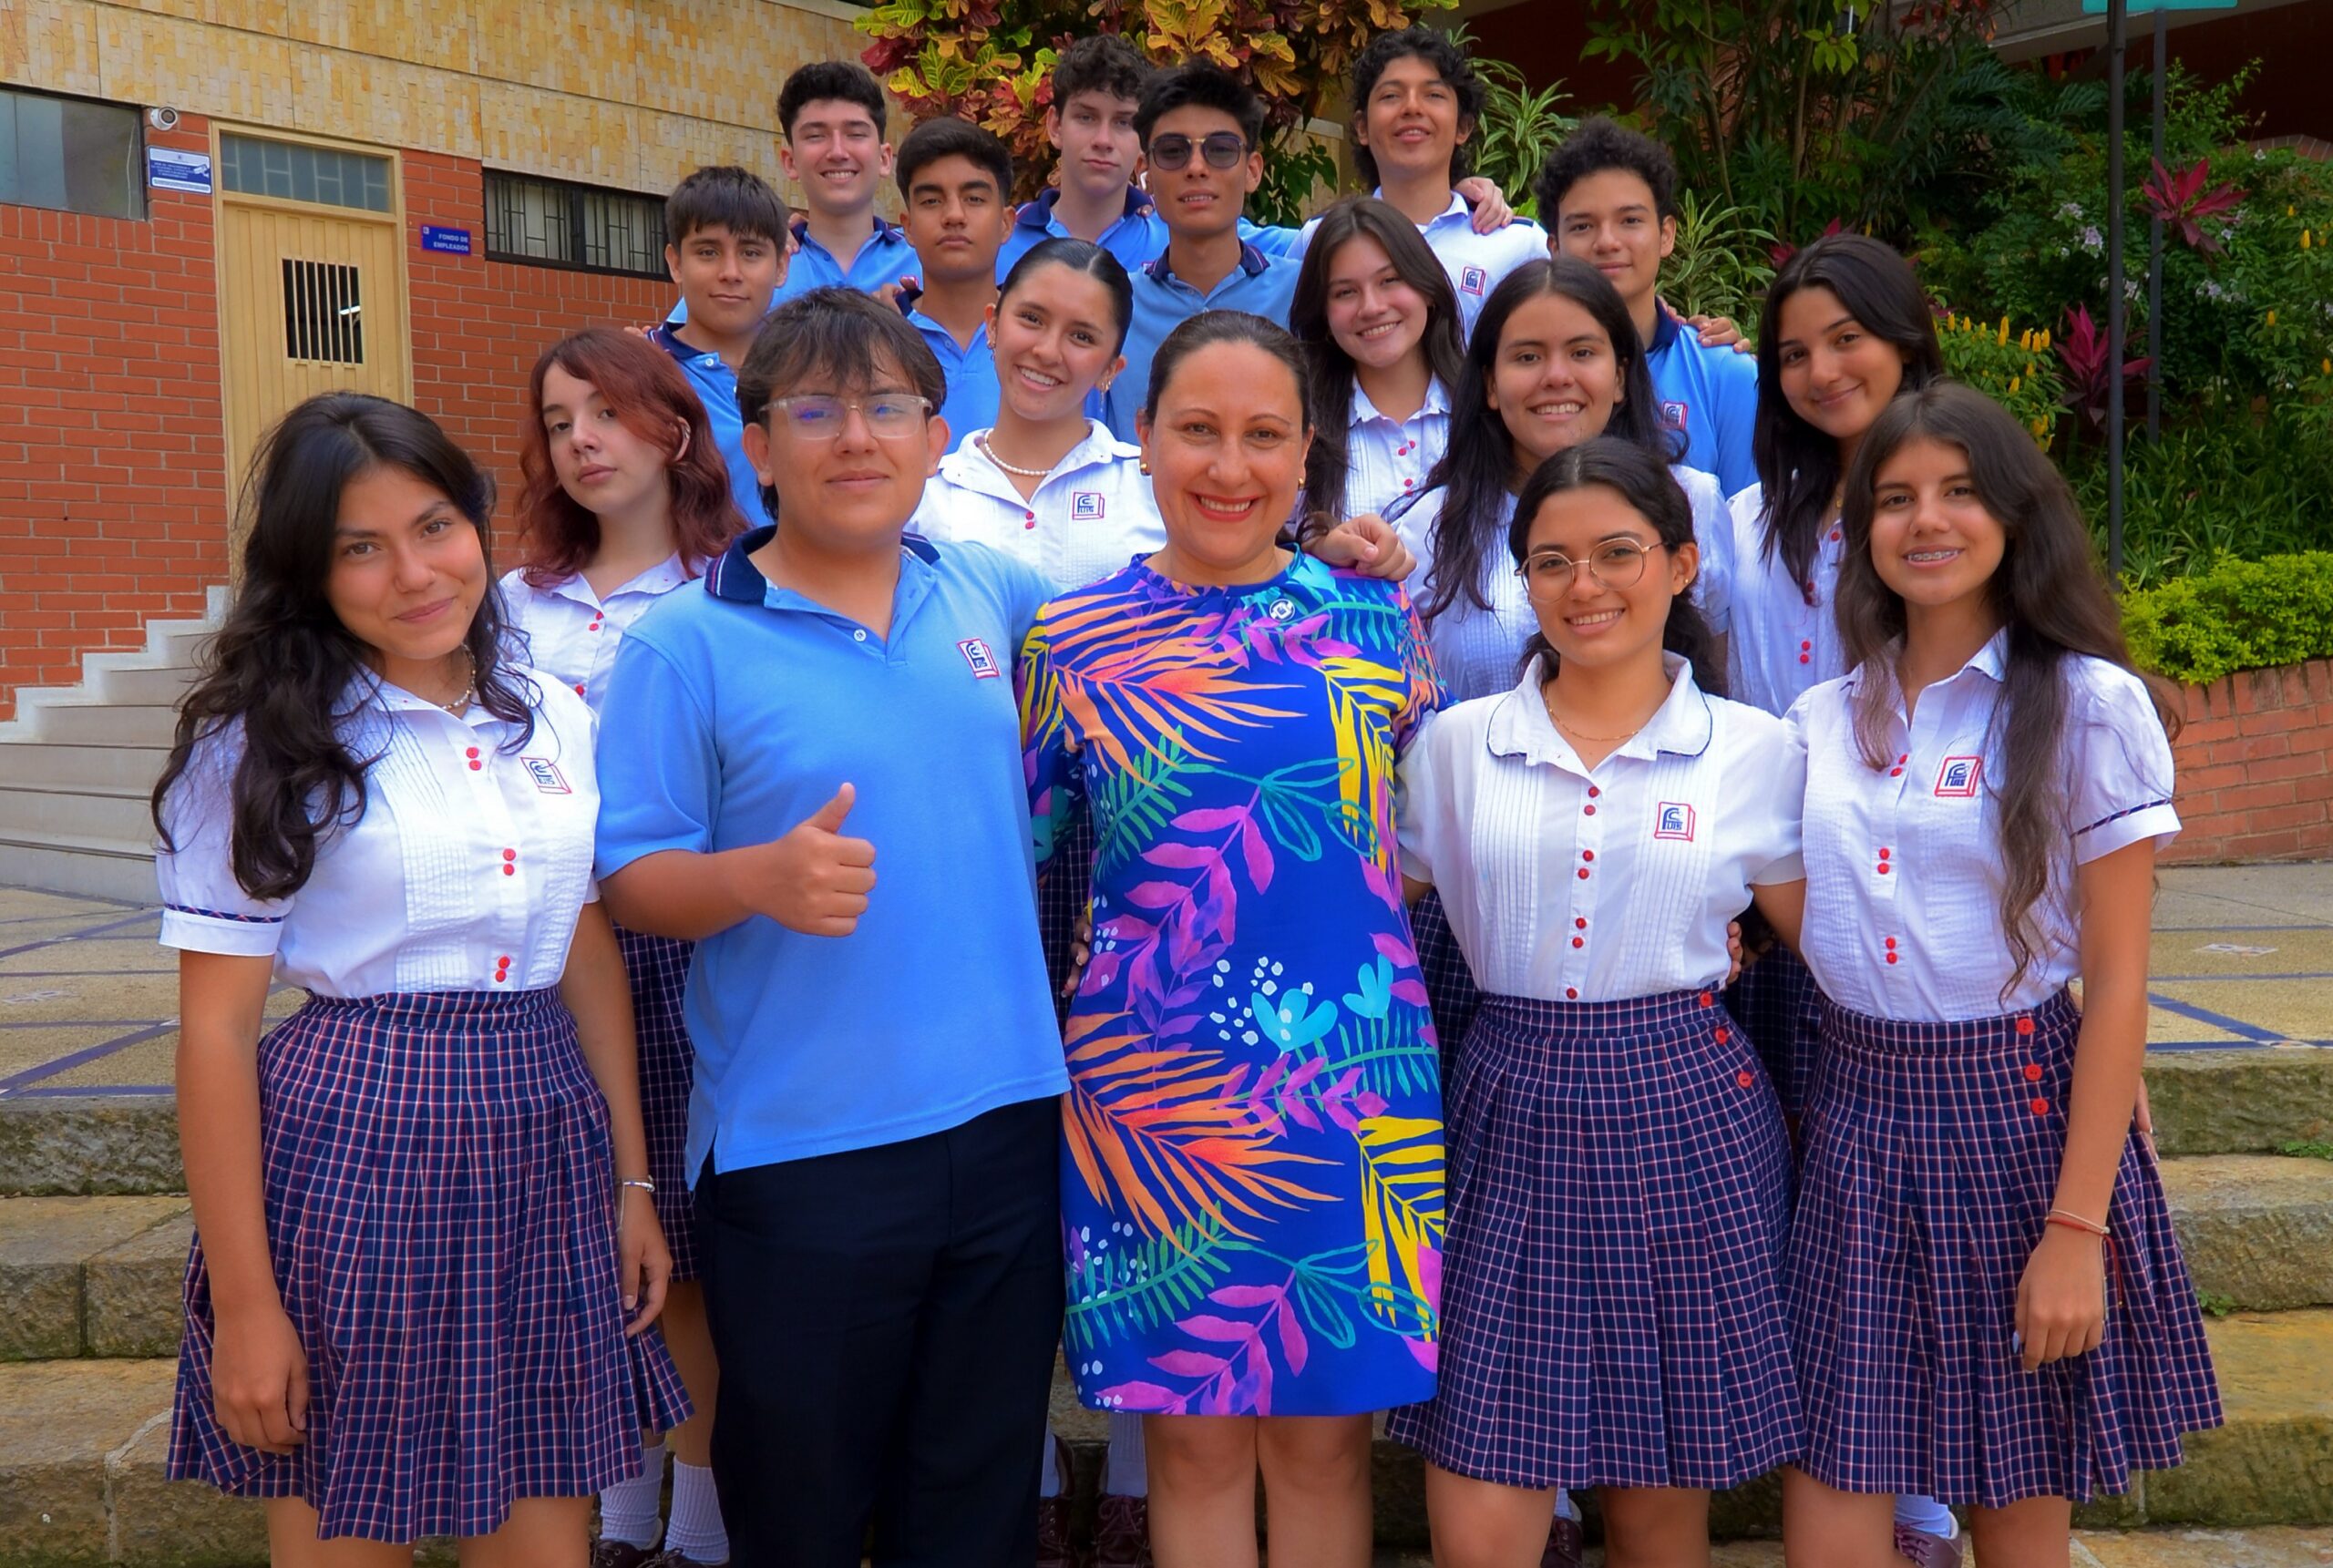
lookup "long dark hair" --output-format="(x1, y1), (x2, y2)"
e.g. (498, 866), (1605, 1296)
(998, 238), (1135, 358)
(1508, 436), (1721, 692)
(518, 327), (745, 572)
(152, 394), (533, 900)
(1416, 256), (1670, 627)
(1835, 382), (2177, 998)
(1752, 233), (1943, 600)
(1291, 197), (1466, 529)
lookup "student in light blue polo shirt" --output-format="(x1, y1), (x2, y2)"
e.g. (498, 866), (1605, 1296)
(892, 116), (1011, 453)
(1101, 64), (1301, 442)
(1538, 118), (1761, 497)
(645, 165), (789, 526)
(594, 287), (1064, 1567)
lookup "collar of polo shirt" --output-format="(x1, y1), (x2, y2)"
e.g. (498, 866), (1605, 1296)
(1486, 651), (1715, 768)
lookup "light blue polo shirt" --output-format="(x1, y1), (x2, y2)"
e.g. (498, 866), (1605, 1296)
(904, 306), (1000, 455)
(646, 324), (764, 526)
(593, 526), (1067, 1174)
(669, 215), (921, 325)
(994, 184), (1300, 279)
(1101, 241), (1301, 441)
(1645, 304), (1761, 498)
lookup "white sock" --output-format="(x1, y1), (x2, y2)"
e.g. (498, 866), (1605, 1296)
(1553, 1487), (1582, 1522)
(663, 1459), (728, 1563)
(597, 1440), (666, 1550)
(1105, 1410), (1148, 1498)
(1039, 1427), (1064, 1500)
(1894, 1493), (1958, 1538)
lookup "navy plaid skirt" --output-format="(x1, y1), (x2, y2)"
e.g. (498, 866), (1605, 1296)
(1788, 990), (2224, 1506)
(169, 988), (694, 1542)
(1388, 989), (1802, 1491)
(613, 926), (700, 1281)
(1726, 946), (1821, 1123)
(1038, 813), (1096, 1023)
(1409, 889), (1481, 1063)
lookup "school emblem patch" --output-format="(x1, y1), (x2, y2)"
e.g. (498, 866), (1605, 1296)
(959, 637), (1002, 679)
(1660, 399), (1690, 434)
(519, 757), (572, 795)
(1072, 491), (1105, 520)
(1460, 265), (1488, 296)
(1653, 801), (1697, 841)
(1934, 756), (1983, 797)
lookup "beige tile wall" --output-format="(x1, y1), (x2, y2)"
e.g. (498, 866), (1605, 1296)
(4, 0), (881, 197)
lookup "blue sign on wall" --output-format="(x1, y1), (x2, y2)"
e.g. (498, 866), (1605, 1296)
(148, 149), (212, 194)
(420, 225), (473, 255)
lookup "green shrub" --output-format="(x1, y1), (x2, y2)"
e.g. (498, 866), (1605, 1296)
(2120, 551), (2333, 686)
(1936, 310), (2067, 447)
(2066, 405), (2333, 589)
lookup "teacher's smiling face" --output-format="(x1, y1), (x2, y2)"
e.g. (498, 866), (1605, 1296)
(1137, 337), (1312, 588)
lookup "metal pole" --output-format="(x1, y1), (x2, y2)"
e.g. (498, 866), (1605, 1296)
(2147, 4), (2166, 441)
(2107, 0), (2127, 579)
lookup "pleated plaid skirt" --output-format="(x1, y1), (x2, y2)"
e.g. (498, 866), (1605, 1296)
(1726, 946), (1822, 1122)
(169, 988), (694, 1542)
(613, 926), (700, 1280)
(1038, 813), (1095, 1022)
(1388, 989), (1803, 1491)
(1788, 990), (2223, 1507)
(1409, 888), (1481, 1061)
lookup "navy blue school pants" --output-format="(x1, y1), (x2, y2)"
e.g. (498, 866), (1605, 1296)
(695, 1095), (1064, 1568)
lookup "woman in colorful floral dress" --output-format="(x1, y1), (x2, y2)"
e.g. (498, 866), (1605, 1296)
(1020, 310), (1446, 1568)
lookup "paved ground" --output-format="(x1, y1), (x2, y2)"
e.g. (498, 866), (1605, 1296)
(0, 865), (2326, 1101)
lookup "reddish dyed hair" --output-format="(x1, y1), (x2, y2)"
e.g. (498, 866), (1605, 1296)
(515, 327), (745, 586)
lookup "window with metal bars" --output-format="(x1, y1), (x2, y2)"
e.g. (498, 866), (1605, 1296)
(283, 259), (365, 364)
(481, 169), (666, 279)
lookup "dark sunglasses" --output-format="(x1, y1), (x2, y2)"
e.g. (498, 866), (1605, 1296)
(1146, 131), (1249, 172)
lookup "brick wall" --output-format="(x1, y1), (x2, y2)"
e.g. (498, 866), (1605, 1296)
(0, 115), (228, 720)
(404, 149), (677, 544)
(2164, 658), (2333, 865)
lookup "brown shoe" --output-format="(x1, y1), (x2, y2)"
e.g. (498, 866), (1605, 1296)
(591, 1542), (657, 1568)
(1038, 1435), (1079, 1568)
(1092, 1491), (1152, 1568)
(1894, 1522), (1966, 1568)
(1541, 1514), (1586, 1568)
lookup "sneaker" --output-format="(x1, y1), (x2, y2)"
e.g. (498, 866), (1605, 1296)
(1038, 1435), (1080, 1568)
(1541, 1515), (1586, 1568)
(1092, 1492), (1152, 1568)
(591, 1542), (658, 1568)
(1894, 1522), (1966, 1568)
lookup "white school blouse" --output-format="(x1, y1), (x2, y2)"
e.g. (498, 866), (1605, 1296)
(907, 420), (1165, 591)
(156, 671), (601, 997)
(1712, 481), (1845, 717)
(1398, 653), (1804, 1001)
(1341, 380), (1451, 521)
(1393, 464), (1732, 702)
(499, 553), (694, 715)
(1790, 634), (2181, 1022)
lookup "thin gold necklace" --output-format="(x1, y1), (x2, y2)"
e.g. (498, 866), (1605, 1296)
(1542, 689), (1646, 744)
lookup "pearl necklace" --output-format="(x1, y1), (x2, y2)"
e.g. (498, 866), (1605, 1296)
(434, 648), (477, 716)
(977, 433), (1066, 479)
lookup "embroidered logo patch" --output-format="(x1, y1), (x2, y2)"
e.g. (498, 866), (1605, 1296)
(1072, 491), (1105, 520)
(1935, 756), (1983, 797)
(1654, 802), (1697, 841)
(1460, 264), (1488, 296)
(1660, 399), (1690, 434)
(519, 757), (571, 794)
(959, 637), (1002, 679)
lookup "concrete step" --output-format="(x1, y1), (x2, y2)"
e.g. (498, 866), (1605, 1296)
(0, 784), (155, 847)
(2150, 1048), (2333, 1158)
(26, 704), (180, 748)
(0, 832), (158, 904)
(0, 743), (171, 794)
(0, 1197), (188, 1360)
(2166, 1155), (2333, 1313)
(87, 665), (197, 707)
(1382, 1533), (2333, 1566)
(0, 1099), (183, 1199)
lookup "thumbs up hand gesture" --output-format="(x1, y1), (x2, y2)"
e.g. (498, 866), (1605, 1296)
(731, 783), (878, 936)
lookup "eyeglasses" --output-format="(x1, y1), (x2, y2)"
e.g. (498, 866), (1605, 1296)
(1516, 538), (1669, 600)
(1146, 132), (1250, 172)
(764, 394), (932, 439)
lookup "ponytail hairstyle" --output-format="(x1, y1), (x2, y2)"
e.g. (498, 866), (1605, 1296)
(517, 326), (745, 577)
(1417, 256), (1671, 627)
(1290, 196), (1466, 529)
(152, 394), (533, 900)
(1752, 233), (1942, 600)
(1142, 308), (1310, 431)
(1508, 435), (1721, 693)
(1835, 381), (2177, 999)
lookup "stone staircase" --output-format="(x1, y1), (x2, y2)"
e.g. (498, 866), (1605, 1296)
(2, 1046), (2328, 1564)
(0, 596), (223, 905)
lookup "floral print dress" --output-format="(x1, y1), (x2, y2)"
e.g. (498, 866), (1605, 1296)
(1019, 551), (1449, 1418)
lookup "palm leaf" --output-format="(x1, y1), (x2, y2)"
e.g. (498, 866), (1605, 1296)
(1355, 1113), (1446, 1338)
(1065, 1214), (1244, 1354)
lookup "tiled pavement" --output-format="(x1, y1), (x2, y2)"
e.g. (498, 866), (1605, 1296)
(1, 865), (2327, 1102)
